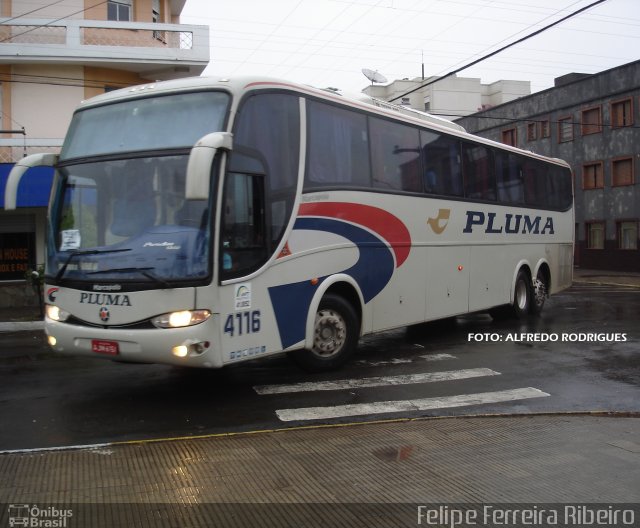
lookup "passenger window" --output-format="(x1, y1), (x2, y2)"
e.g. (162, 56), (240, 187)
(496, 152), (524, 204)
(523, 158), (547, 207)
(462, 142), (496, 201)
(369, 117), (422, 192)
(420, 130), (462, 196)
(306, 100), (371, 188)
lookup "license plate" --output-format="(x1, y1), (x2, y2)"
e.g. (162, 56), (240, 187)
(92, 340), (119, 355)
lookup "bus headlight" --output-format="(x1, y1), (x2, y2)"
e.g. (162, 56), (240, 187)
(152, 310), (211, 328)
(46, 304), (70, 322)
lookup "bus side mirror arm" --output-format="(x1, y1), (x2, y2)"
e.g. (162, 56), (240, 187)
(186, 132), (233, 200)
(4, 153), (58, 210)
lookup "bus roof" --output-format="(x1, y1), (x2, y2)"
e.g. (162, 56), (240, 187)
(79, 76), (464, 131)
(78, 76), (570, 169)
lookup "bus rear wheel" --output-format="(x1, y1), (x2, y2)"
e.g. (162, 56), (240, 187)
(289, 293), (359, 372)
(511, 269), (532, 318)
(531, 269), (548, 315)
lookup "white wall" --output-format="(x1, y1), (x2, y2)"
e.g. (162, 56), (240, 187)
(11, 64), (84, 140)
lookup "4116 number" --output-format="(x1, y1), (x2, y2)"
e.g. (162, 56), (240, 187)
(224, 310), (261, 337)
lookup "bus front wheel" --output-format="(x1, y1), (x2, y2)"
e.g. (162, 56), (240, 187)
(289, 294), (359, 372)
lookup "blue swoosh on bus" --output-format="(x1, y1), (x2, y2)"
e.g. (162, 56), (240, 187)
(268, 202), (411, 349)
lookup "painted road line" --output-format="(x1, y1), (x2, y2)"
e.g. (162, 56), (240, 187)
(254, 368), (498, 395)
(355, 358), (414, 366)
(420, 353), (456, 361)
(275, 387), (550, 422)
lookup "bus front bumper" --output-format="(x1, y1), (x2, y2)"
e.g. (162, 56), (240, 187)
(44, 317), (224, 368)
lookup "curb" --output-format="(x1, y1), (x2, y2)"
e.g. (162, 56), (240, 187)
(0, 321), (44, 333)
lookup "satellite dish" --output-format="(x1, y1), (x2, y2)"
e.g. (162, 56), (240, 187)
(362, 68), (388, 85)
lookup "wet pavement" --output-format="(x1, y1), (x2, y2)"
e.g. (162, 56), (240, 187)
(0, 269), (639, 525)
(1, 415), (639, 527)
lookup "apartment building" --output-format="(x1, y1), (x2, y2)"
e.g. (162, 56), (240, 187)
(363, 74), (531, 121)
(0, 0), (209, 305)
(456, 60), (640, 272)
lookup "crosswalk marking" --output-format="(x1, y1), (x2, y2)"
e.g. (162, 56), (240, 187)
(254, 368), (497, 395)
(420, 353), (456, 361)
(275, 387), (550, 422)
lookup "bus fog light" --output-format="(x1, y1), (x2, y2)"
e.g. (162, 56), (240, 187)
(47, 335), (57, 347)
(152, 309), (211, 328)
(172, 340), (210, 358)
(46, 304), (70, 322)
(172, 345), (189, 358)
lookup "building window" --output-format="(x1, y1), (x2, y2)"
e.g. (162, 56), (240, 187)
(587, 222), (605, 249)
(582, 162), (604, 190)
(611, 98), (634, 128)
(540, 119), (550, 138)
(108, 0), (132, 21)
(581, 106), (602, 135)
(612, 157), (634, 186)
(501, 127), (516, 147)
(558, 116), (574, 142)
(526, 122), (537, 142)
(617, 221), (638, 250)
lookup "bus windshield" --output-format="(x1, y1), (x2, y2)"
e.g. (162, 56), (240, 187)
(47, 91), (230, 286)
(60, 91), (229, 159)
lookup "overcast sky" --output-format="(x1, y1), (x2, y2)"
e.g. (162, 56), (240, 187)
(181, 0), (638, 97)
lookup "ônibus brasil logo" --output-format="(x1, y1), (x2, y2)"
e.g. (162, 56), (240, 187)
(7, 504), (73, 527)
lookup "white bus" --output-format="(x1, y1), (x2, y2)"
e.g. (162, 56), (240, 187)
(5, 77), (573, 371)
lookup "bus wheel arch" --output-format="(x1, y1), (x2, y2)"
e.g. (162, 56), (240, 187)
(290, 277), (363, 372)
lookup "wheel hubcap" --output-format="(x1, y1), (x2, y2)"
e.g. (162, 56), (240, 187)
(313, 309), (346, 358)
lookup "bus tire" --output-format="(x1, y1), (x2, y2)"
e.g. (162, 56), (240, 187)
(531, 269), (548, 315)
(289, 293), (359, 372)
(511, 269), (532, 319)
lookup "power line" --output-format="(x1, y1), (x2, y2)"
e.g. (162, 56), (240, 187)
(0, 0), (68, 24)
(388, 0), (609, 103)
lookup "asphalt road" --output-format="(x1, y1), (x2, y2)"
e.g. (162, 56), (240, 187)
(0, 283), (638, 452)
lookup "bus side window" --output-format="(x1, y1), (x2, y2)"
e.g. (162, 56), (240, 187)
(221, 171), (267, 276)
(222, 93), (300, 280)
(306, 100), (371, 188)
(462, 142), (496, 201)
(420, 130), (462, 197)
(496, 152), (524, 204)
(369, 116), (422, 193)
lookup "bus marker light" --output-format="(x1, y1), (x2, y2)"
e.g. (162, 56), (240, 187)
(310, 278), (319, 285)
(47, 335), (57, 347)
(458, 265), (464, 271)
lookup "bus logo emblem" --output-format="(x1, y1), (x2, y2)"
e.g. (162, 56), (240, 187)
(99, 307), (110, 322)
(427, 208), (451, 234)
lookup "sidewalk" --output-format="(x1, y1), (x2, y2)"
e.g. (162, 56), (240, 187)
(0, 414), (638, 526)
(572, 267), (640, 288)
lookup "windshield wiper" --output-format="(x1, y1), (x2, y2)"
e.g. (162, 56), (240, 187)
(88, 267), (171, 288)
(55, 248), (132, 282)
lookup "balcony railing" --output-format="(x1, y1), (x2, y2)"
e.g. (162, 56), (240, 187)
(0, 18), (209, 73)
(0, 139), (62, 164)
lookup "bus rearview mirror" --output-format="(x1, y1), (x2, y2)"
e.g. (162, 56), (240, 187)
(186, 132), (233, 200)
(4, 153), (58, 210)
